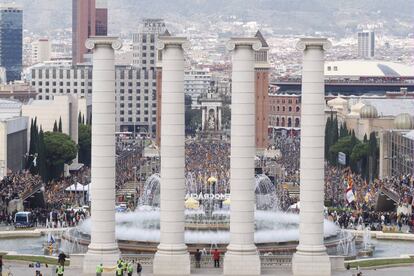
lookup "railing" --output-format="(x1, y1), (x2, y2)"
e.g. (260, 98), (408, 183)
(379, 187), (399, 203)
(21, 182), (44, 201)
(121, 254), (292, 268)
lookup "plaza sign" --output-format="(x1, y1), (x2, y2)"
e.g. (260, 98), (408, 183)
(185, 193), (230, 200)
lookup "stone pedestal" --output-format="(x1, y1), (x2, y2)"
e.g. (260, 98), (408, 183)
(153, 36), (190, 276)
(292, 38), (332, 276)
(83, 37), (122, 274)
(223, 38), (262, 276)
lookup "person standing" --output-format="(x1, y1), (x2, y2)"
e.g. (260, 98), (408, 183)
(96, 263), (104, 276)
(116, 263), (123, 276)
(213, 249), (220, 268)
(136, 262), (142, 276)
(195, 249), (202, 268)
(56, 264), (64, 276)
(127, 262), (133, 276)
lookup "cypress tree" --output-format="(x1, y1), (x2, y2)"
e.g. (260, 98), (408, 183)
(30, 118), (39, 175)
(58, 117), (62, 132)
(53, 121), (58, 132)
(78, 112), (82, 124)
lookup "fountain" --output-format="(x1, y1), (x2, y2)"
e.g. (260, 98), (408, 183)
(335, 229), (356, 258)
(64, 172), (341, 254)
(357, 227), (375, 257)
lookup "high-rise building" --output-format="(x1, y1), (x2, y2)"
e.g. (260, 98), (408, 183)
(95, 0), (108, 36)
(358, 30), (375, 59)
(184, 69), (212, 108)
(32, 38), (51, 64)
(132, 19), (166, 70)
(0, 4), (23, 82)
(254, 30), (270, 150)
(29, 61), (158, 133)
(72, 0), (96, 65)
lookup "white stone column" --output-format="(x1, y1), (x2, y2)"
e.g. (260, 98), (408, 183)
(292, 38), (332, 276)
(153, 36), (190, 276)
(218, 106), (222, 130)
(224, 38), (261, 276)
(83, 37), (122, 275)
(202, 107), (205, 130)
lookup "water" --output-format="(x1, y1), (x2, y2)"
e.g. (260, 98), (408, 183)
(1, 236), (412, 258)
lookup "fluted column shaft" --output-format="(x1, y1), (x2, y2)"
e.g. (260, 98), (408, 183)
(83, 36), (122, 275)
(223, 38), (261, 276)
(153, 36), (190, 276)
(292, 37), (331, 276)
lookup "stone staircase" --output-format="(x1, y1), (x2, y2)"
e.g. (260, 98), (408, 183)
(116, 181), (138, 197)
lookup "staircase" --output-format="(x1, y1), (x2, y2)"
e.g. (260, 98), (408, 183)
(116, 181), (137, 197)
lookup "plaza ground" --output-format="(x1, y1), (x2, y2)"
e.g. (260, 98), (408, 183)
(3, 261), (414, 276)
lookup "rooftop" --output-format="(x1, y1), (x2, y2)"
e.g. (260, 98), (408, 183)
(325, 60), (414, 78)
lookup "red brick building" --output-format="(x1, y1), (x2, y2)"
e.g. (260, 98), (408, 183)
(268, 92), (301, 130)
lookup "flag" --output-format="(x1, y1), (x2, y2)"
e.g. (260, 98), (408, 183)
(346, 187), (355, 204)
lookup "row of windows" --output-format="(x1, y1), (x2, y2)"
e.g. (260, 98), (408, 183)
(119, 116), (156, 122)
(120, 110), (156, 115)
(37, 88), (91, 94)
(270, 117), (300, 128)
(32, 81), (91, 87)
(270, 105), (300, 113)
(270, 98), (300, 104)
(32, 69), (91, 79)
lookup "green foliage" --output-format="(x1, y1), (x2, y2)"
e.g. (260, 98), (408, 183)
(58, 117), (62, 132)
(78, 124), (91, 166)
(44, 131), (77, 180)
(185, 108), (201, 134)
(53, 121), (58, 132)
(221, 104), (231, 129)
(350, 142), (368, 163)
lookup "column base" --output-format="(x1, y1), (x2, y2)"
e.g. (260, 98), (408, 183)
(153, 248), (190, 276)
(83, 246), (120, 275)
(223, 249), (261, 276)
(292, 250), (331, 276)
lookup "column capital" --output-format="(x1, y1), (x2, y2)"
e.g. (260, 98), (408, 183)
(296, 37), (331, 51)
(157, 36), (190, 51)
(226, 37), (261, 51)
(85, 36), (123, 51)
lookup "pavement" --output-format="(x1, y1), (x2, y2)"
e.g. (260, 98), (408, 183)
(2, 261), (414, 276)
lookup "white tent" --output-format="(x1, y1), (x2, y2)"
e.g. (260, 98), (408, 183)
(65, 182), (87, 192)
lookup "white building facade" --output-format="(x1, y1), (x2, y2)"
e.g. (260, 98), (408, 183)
(29, 63), (157, 133)
(184, 69), (212, 108)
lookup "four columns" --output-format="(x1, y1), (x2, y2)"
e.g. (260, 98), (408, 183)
(292, 38), (332, 276)
(223, 38), (262, 276)
(83, 36), (122, 274)
(82, 35), (331, 276)
(153, 36), (191, 276)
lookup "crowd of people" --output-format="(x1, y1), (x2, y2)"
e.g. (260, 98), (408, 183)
(0, 172), (42, 207)
(185, 138), (230, 195)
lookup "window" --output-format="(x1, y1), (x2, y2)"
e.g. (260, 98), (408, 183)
(289, 106), (292, 112)
(296, 106), (300, 112)
(282, 106), (285, 112)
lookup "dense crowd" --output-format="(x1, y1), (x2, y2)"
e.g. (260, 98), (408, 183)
(272, 135), (300, 183)
(0, 172), (43, 207)
(185, 138), (230, 194)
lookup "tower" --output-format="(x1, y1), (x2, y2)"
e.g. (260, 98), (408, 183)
(95, 0), (108, 36)
(0, 4), (23, 82)
(358, 30), (375, 59)
(72, 0), (96, 65)
(254, 30), (270, 150)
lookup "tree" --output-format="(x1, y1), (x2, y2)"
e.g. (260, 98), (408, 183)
(53, 121), (58, 132)
(78, 112), (82, 124)
(350, 142), (369, 177)
(330, 135), (361, 167)
(185, 108), (201, 135)
(58, 117), (62, 132)
(368, 132), (378, 180)
(30, 118), (39, 175)
(78, 124), (91, 166)
(221, 105), (231, 129)
(325, 116), (332, 159)
(44, 131), (78, 180)
(340, 122), (348, 138)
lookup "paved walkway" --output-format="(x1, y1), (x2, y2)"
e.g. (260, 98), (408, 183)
(3, 261), (414, 276)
